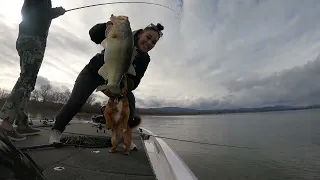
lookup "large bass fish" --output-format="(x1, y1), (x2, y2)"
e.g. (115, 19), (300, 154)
(97, 14), (135, 97)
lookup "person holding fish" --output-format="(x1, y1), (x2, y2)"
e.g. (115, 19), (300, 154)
(49, 14), (164, 148)
(0, 0), (66, 141)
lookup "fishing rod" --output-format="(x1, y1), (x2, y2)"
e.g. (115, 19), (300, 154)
(65, 1), (182, 18)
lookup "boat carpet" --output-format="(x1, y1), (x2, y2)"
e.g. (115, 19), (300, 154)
(12, 123), (156, 180)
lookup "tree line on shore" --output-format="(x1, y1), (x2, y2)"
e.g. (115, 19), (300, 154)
(0, 85), (103, 115)
(0, 85), (205, 116)
(2, 85), (318, 117)
(0, 85), (174, 116)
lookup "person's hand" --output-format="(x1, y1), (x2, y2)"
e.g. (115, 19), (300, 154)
(56, 6), (66, 16)
(99, 75), (134, 97)
(97, 80), (114, 97)
(102, 88), (116, 98)
(97, 81), (120, 98)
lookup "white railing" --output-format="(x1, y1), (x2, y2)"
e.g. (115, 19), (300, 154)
(139, 127), (198, 180)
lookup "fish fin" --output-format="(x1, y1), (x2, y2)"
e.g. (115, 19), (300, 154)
(98, 63), (108, 80)
(127, 64), (136, 76)
(110, 14), (129, 23)
(101, 23), (113, 48)
(96, 85), (108, 92)
(110, 14), (115, 21)
(101, 38), (108, 49)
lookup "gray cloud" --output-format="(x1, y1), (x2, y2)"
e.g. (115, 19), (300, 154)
(1, 0), (320, 109)
(221, 54), (320, 108)
(35, 76), (51, 88)
(138, 53), (320, 109)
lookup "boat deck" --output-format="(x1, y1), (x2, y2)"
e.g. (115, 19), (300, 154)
(13, 122), (156, 180)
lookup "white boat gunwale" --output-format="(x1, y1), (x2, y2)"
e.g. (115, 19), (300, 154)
(139, 127), (198, 180)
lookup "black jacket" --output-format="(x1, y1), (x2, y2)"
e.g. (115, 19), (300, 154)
(18, 0), (62, 38)
(88, 22), (151, 91)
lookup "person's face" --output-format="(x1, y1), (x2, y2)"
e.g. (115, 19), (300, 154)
(137, 29), (160, 53)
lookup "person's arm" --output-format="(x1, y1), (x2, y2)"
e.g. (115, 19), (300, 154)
(126, 56), (150, 91)
(89, 21), (113, 44)
(49, 7), (66, 19)
(21, 1), (65, 20)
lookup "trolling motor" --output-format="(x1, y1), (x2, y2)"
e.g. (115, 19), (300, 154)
(91, 105), (108, 133)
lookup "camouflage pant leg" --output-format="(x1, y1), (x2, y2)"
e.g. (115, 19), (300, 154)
(15, 98), (29, 126)
(0, 35), (46, 125)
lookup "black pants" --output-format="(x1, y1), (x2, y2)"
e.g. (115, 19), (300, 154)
(52, 64), (136, 133)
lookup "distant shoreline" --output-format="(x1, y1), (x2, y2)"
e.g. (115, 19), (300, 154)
(137, 106), (320, 116)
(1, 98), (319, 117)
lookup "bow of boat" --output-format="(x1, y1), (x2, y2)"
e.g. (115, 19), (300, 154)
(138, 127), (198, 180)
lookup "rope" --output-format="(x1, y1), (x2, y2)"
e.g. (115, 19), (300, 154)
(65, 1), (181, 18)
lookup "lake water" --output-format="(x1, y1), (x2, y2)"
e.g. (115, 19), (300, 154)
(28, 109), (320, 180)
(139, 109), (320, 180)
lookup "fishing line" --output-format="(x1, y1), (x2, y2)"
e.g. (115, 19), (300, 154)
(132, 132), (260, 150)
(31, 126), (259, 150)
(65, 1), (181, 18)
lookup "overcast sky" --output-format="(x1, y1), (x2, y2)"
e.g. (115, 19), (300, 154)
(1, 0), (320, 109)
